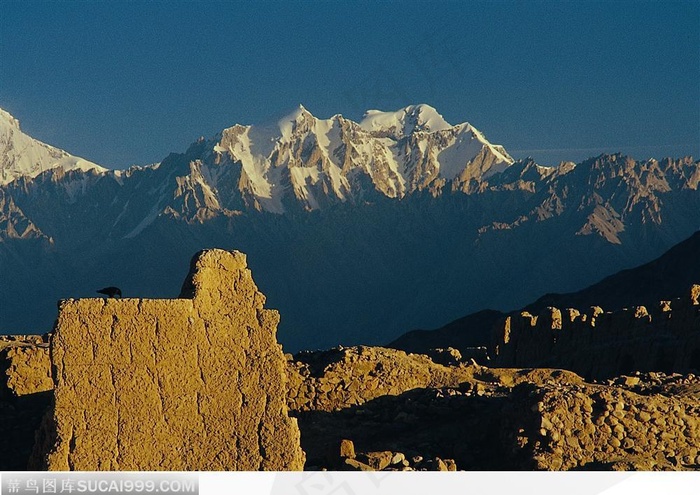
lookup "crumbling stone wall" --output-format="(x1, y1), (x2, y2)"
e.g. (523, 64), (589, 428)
(0, 336), (53, 471)
(507, 380), (700, 470)
(38, 249), (304, 471)
(492, 285), (700, 379)
(1, 336), (52, 397)
(4, 333), (700, 471)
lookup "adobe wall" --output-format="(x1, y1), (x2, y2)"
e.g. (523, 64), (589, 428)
(492, 285), (700, 379)
(39, 249), (304, 471)
(0, 336), (53, 471)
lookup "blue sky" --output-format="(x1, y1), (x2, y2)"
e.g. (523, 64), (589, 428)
(1, 0), (698, 168)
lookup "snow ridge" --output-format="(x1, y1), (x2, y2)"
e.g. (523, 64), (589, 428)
(0, 108), (107, 185)
(359, 104), (452, 137)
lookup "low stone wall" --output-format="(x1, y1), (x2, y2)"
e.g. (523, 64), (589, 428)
(492, 285), (700, 379)
(507, 379), (700, 470)
(35, 249), (304, 471)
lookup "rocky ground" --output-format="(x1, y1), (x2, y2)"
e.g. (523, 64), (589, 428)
(285, 346), (700, 471)
(2, 336), (700, 471)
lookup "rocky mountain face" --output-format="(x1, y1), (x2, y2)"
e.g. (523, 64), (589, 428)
(0, 105), (699, 352)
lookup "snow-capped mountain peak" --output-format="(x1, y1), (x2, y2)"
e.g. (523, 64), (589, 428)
(277, 104), (316, 139)
(359, 104), (452, 138)
(201, 104), (514, 212)
(0, 107), (107, 185)
(0, 108), (21, 130)
(0, 104), (514, 218)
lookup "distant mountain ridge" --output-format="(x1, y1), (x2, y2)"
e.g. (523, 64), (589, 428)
(0, 105), (698, 352)
(524, 229), (700, 313)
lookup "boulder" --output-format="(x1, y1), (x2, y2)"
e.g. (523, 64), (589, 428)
(357, 450), (393, 470)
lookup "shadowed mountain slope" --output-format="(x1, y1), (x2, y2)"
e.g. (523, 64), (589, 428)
(388, 230), (700, 356)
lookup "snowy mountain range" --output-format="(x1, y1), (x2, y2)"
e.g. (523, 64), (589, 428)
(1, 105), (698, 351)
(1, 104), (512, 214)
(212, 104), (513, 212)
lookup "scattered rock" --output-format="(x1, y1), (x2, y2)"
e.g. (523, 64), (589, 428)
(444, 459), (458, 471)
(358, 451), (393, 471)
(286, 345), (477, 413)
(339, 439), (355, 459)
(391, 452), (405, 465)
(343, 458), (373, 471)
(426, 348), (463, 366)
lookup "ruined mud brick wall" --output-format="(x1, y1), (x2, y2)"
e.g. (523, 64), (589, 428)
(492, 285), (700, 379)
(288, 353), (589, 471)
(0, 336), (53, 470)
(1, 336), (52, 397)
(506, 381), (700, 470)
(38, 249), (304, 471)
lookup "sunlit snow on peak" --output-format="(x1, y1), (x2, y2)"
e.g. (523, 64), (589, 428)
(0, 107), (107, 185)
(359, 104), (452, 138)
(277, 104), (315, 139)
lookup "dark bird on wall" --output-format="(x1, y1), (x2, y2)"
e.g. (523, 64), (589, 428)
(97, 286), (122, 298)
